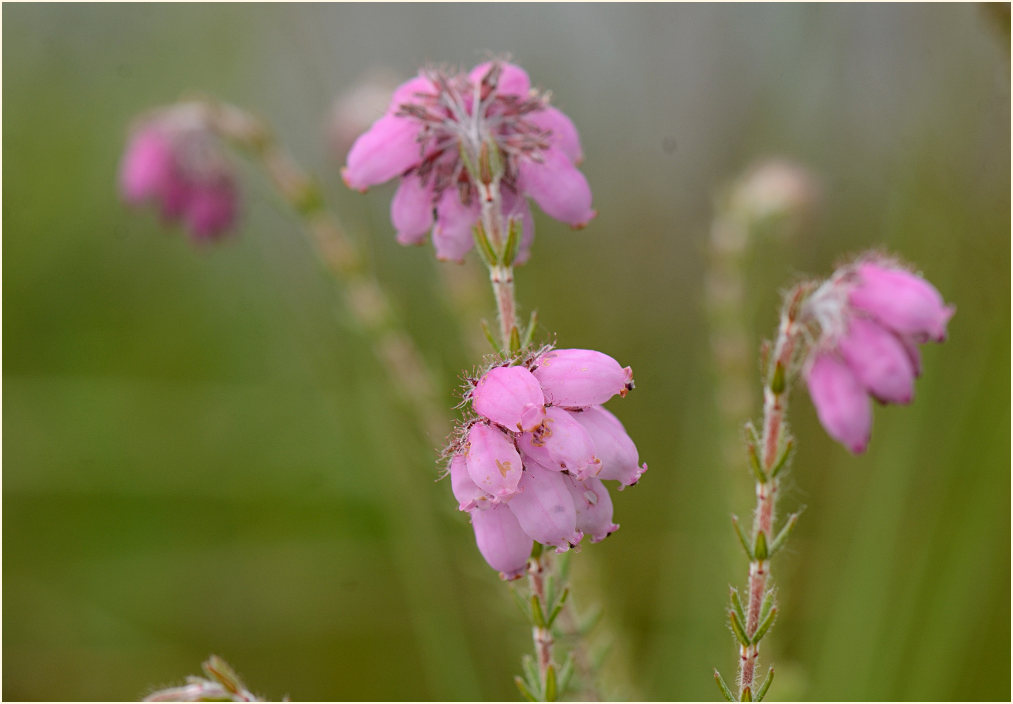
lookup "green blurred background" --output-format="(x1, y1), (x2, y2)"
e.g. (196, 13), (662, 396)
(3, 4), (1009, 701)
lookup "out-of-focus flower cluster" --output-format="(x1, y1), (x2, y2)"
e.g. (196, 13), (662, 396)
(447, 348), (647, 579)
(802, 255), (955, 453)
(342, 60), (595, 263)
(119, 106), (237, 241)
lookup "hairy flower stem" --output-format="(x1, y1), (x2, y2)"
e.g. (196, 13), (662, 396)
(479, 180), (519, 348)
(731, 285), (808, 702)
(193, 99), (482, 698)
(528, 548), (556, 682)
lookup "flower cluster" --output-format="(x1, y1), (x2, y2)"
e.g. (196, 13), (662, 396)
(802, 255), (955, 453)
(119, 107), (237, 241)
(447, 348), (647, 579)
(342, 60), (595, 263)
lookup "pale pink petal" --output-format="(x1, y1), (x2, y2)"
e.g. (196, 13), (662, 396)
(472, 365), (546, 432)
(469, 61), (531, 98)
(432, 188), (479, 262)
(517, 406), (600, 479)
(471, 503), (532, 580)
(119, 128), (176, 203)
(563, 475), (619, 543)
(518, 147), (596, 228)
(449, 453), (492, 512)
(527, 106), (583, 164)
(806, 352), (872, 454)
(838, 316), (916, 404)
(465, 423), (524, 500)
(184, 181), (237, 240)
(569, 406), (647, 488)
(388, 74), (438, 113)
(391, 174), (435, 246)
(342, 113), (423, 192)
(507, 463), (581, 551)
(532, 349), (634, 408)
(849, 262), (955, 343)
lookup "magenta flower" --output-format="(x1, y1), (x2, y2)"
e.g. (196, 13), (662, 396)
(802, 255), (954, 453)
(448, 347), (644, 579)
(342, 60), (595, 263)
(120, 110), (237, 241)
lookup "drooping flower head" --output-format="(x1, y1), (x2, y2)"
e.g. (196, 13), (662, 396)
(120, 105), (238, 241)
(342, 60), (595, 263)
(446, 346), (645, 579)
(800, 254), (954, 453)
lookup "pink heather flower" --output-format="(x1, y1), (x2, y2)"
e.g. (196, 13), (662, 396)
(465, 422), (524, 500)
(120, 109), (238, 241)
(517, 406), (600, 479)
(471, 365), (546, 432)
(570, 405), (648, 488)
(532, 348), (635, 408)
(449, 346), (644, 578)
(802, 254), (954, 453)
(342, 60), (595, 263)
(470, 503), (532, 581)
(564, 476), (619, 543)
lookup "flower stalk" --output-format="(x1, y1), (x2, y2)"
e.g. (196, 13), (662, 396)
(717, 284), (809, 702)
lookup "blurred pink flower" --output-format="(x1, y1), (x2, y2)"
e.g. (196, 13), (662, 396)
(803, 255), (954, 453)
(342, 60), (595, 263)
(449, 347), (644, 579)
(120, 110), (237, 241)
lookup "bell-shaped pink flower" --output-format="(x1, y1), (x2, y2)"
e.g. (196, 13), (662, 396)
(120, 128), (177, 203)
(341, 60), (594, 263)
(801, 254), (953, 453)
(391, 174), (435, 246)
(470, 503), (532, 580)
(120, 117), (238, 242)
(517, 147), (596, 228)
(570, 405), (647, 488)
(564, 475), (619, 543)
(532, 349), (634, 408)
(472, 366), (546, 432)
(432, 187), (480, 263)
(837, 316), (915, 404)
(449, 453), (491, 512)
(342, 112), (425, 193)
(184, 181), (237, 240)
(465, 422), (524, 499)
(805, 352), (871, 454)
(517, 407), (600, 479)
(506, 464), (581, 551)
(848, 262), (955, 343)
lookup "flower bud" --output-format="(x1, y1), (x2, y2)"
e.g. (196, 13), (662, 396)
(466, 422), (524, 500)
(472, 365), (546, 432)
(507, 463), (582, 551)
(532, 349), (634, 408)
(449, 452), (491, 512)
(805, 352), (871, 454)
(837, 316), (915, 404)
(848, 262), (955, 343)
(517, 407), (600, 479)
(570, 405), (647, 487)
(470, 503), (532, 580)
(563, 475), (619, 543)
